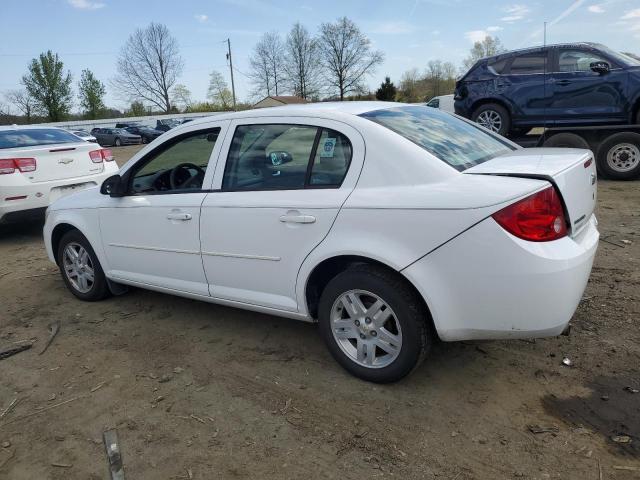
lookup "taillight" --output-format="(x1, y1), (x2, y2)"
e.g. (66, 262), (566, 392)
(492, 186), (567, 242)
(0, 158), (36, 174)
(89, 149), (114, 163)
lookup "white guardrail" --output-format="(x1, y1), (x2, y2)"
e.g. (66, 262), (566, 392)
(33, 111), (225, 131)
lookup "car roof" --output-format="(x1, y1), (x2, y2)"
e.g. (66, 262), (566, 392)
(483, 42), (604, 61)
(0, 125), (70, 132)
(184, 101), (412, 127)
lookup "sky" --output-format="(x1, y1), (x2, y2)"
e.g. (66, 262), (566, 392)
(1, 0), (639, 111)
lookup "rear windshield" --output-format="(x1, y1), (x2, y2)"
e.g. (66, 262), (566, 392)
(360, 106), (515, 171)
(0, 129), (81, 149)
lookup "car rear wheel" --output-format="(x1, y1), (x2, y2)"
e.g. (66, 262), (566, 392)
(57, 230), (110, 301)
(471, 103), (511, 136)
(114, 137), (122, 147)
(542, 132), (590, 150)
(596, 132), (640, 180)
(318, 264), (431, 383)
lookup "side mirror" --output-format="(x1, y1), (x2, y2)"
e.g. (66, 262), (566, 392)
(100, 174), (126, 197)
(266, 151), (293, 166)
(590, 61), (610, 74)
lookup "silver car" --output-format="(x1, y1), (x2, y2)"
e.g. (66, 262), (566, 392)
(91, 128), (141, 147)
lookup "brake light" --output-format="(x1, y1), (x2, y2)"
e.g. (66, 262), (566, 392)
(89, 149), (114, 163)
(492, 186), (567, 242)
(0, 158), (36, 174)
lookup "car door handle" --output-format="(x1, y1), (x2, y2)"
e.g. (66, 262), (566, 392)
(279, 214), (316, 224)
(555, 80), (571, 86)
(167, 212), (192, 221)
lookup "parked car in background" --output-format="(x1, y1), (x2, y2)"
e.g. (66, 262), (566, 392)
(0, 126), (117, 224)
(44, 103), (598, 382)
(155, 119), (181, 132)
(124, 125), (163, 144)
(91, 128), (141, 147)
(454, 42), (640, 136)
(425, 94), (455, 113)
(70, 129), (97, 143)
(115, 122), (141, 129)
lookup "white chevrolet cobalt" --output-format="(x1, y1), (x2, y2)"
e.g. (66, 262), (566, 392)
(43, 103), (598, 382)
(0, 126), (117, 224)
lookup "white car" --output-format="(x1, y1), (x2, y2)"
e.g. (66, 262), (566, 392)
(425, 94), (455, 113)
(43, 103), (598, 382)
(0, 126), (118, 224)
(69, 129), (98, 143)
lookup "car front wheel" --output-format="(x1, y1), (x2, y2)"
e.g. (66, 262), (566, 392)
(318, 264), (431, 383)
(57, 230), (111, 301)
(471, 103), (511, 136)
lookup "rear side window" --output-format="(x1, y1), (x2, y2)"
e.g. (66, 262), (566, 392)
(0, 129), (81, 149)
(488, 58), (508, 74)
(360, 106), (514, 172)
(222, 124), (352, 191)
(509, 53), (547, 74)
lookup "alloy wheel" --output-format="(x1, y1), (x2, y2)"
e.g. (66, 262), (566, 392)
(476, 110), (503, 133)
(607, 143), (640, 173)
(62, 242), (95, 294)
(330, 289), (402, 369)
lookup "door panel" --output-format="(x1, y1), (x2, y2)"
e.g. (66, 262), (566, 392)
(548, 49), (629, 122)
(201, 117), (365, 312)
(502, 50), (552, 122)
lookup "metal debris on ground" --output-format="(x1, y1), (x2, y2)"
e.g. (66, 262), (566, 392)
(103, 429), (125, 480)
(51, 462), (72, 468)
(611, 435), (632, 444)
(528, 425), (559, 434)
(0, 343), (32, 361)
(561, 357), (572, 367)
(0, 398), (19, 420)
(624, 386), (639, 394)
(613, 466), (640, 472)
(39, 322), (60, 355)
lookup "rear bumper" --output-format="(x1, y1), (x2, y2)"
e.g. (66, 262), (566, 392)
(402, 214), (599, 341)
(0, 166), (117, 224)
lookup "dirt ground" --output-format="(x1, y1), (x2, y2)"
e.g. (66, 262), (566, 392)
(0, 144), (639, 479)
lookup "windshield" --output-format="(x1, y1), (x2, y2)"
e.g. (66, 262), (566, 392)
(596, 45), (640, 66)
(360, 106), (515, 171)
(0, 128), (81, 149)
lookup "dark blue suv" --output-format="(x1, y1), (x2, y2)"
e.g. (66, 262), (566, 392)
(454, 43), (640, 136)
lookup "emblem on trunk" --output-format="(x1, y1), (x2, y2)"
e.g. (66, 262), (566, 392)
(59, 158), (74, 165)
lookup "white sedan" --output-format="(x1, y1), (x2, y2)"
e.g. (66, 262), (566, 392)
(0, 126), (118, 224)
(43, 103), (599, 382)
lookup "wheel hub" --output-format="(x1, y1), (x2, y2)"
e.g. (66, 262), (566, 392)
(607, 142), (639, 173)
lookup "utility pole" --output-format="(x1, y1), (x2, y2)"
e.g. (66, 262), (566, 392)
(226, 38), (237, 111)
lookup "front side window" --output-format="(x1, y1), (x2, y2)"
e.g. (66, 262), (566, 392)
(130, 129), (219, 194)
(558, 50), (610, 72)
(509, 53), (547, 74)
(360, 106), (514, 172)
(222, 124), (352, 191)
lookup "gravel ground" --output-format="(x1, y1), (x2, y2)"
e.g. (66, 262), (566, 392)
(0, 144), (638, 479)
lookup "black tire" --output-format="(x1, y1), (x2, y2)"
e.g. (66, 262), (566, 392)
(542, 132), (590, 149)
(318, 264), (431, 383)
(57, 230), (111, 301)
(471, 103), (511, 136)
(596, 132), (640, 180)
(114, 137), (122, 147)
(142, 136), (148, 144)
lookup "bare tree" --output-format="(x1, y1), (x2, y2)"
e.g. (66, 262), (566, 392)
(318, 17), (384, 100)
(249, 32), (286, 97)
(5, 89), (36, 123)
(463, 36), (505, 70)
(113, 23), (184, 112)
(284, 23), (321, 99)
(207, 70), (233, 110)
(171, 84), (192, 111)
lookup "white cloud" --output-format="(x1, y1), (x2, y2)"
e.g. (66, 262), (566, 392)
(194, 14), (208, 23)
(501, 4), (531, 22)
(588, 4), (605, 13)
(621, 8), (640, 20)
(465, 30), (489, 43)
(368, 21), (416, 34)
(487, 26), (503, 32)
(67, 0), (105, 9)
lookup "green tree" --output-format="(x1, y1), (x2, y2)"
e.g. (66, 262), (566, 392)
(171, 84), (192, 111)
(375, 77), (397, 101)
(463, 36), (505, 71)
(78, 69), (106, 119)
(207, 71), (234, 110)
(21, 50), (73, 121)
(128, 101), (147, 117)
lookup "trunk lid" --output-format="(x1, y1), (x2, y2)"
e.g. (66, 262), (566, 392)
(0, 142), (104, 183)
(464, 148), (597, 236)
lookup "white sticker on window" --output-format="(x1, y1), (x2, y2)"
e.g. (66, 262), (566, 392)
(320, 138), (337, 158)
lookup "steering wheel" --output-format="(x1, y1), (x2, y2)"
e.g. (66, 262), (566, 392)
(169, 163), (205, 190)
